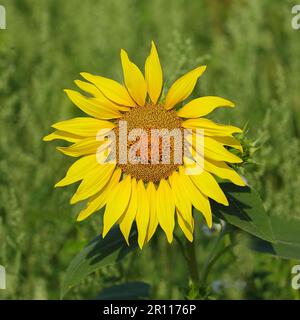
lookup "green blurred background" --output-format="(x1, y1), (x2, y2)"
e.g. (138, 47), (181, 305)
(0, 0), (300, 299)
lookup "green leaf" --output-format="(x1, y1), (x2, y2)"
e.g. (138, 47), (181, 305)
(212, 183), (274, 242)
(250, 215), (300, 260)
(96, 281), (151, 300)
(213, 183), (300, 260)
(61, 226), (138, 298)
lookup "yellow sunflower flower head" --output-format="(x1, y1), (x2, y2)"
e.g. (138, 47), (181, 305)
(44, 41), (245, 249)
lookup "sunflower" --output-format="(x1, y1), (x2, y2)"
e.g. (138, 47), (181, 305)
(44, 42), (245, 248)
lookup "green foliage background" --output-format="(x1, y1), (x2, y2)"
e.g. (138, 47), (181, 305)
(0, 0), (300, 299)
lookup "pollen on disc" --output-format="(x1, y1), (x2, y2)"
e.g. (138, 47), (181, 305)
(114, 104), (184, 183)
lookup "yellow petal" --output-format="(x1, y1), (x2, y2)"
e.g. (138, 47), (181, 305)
(145, 41), (163, 104)
(178, 167), (212, 228)
(120, 49), (147, 106)
(164, 65), (207, 110)
(74, 79), (102, 97)
(119, 178), (138, 244)
(177, 96), (234, 118)
(135, 180), (150, 248)
(75, 80), (130, 112)
(52, 118), (115, 137)
(145, 181), (158, 242)
(80, 72), (136, 107)
(57, 137), (103, 157)
(204, 136), (242, 163)
(177, 209), (194, 242)
(182, 118), (242, 137)
(204, 158), (246, 186)
(71, 164), (116, 204)
(169, 172), (193, 226)
(65, 89), (122, 119)
(43, 130), (82, 143)
(156, 179), (175, 242)
(212, 136), (243, 153)
(77, 168), (122, 221)
(55, 154), (98, 187)
(103, 175), (132, 237)
(186, 134), (243, 164)
(190, 171), (228, 206)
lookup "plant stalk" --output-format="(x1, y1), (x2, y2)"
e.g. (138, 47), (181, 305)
(185, 239), (200, 287)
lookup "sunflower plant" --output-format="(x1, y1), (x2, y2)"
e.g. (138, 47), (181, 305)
(44, 42), (300, 299)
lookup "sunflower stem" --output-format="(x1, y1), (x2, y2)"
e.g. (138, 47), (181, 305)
(185, 239), (200, 288)
(200, 222), (232, 287)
